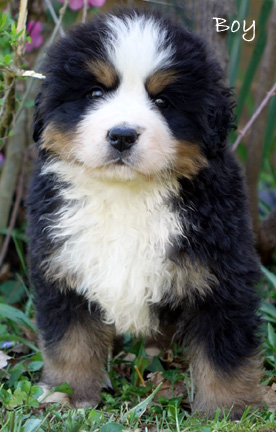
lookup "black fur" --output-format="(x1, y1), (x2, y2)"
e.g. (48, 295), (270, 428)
(27, 8), (262, 414)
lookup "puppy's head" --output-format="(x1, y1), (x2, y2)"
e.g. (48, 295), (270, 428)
(34, 9), (234, 182)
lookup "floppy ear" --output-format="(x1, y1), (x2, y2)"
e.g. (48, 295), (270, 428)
(33, 91), (44, 143)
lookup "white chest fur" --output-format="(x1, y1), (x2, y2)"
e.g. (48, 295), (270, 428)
(42, 163), (184, 335)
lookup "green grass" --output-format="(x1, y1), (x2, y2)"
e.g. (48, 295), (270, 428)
(1, 279), (276, 432)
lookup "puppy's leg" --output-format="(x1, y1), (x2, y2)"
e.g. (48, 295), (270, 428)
(189, 346), (263, 418)
(177, 297), (263, 418)
(35, 285), (114, 408)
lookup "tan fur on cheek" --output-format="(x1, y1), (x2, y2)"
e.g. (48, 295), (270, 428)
(40, 124), (78, 162)
(173, 141), (208, 178)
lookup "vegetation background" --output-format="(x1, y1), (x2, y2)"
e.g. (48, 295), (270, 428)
(0, 0), (276, 431)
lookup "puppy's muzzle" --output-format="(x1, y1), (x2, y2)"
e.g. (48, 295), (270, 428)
(107, 126), (138, 153)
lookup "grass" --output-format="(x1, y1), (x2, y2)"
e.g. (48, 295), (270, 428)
(1, 269), (276, 431)
(1, 336), (276, 432)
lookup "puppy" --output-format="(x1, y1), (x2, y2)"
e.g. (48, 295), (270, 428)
(27, 8), (263, 416)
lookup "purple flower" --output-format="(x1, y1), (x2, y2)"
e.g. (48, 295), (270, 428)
(1, 341), (13, 349)
(57, 0), (105, 11)
(26, 21), (43, 52)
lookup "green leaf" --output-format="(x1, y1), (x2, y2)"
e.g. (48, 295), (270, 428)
(0, 280), (25, 304)
(100, 423), (124, 432)
(11, 22), (16, 37)
(23, 419), (43, 432)
(133, 356), (148, 386)
(52, 382), (73, 395)
(0, 303), (36, 331)
(0, 228), (28, 242)
(268, 160), (276, 185)
(260, 301), (276, 323)
(27, 361), (44, 372)
(148, 356), (165, 373)
(88, 409), (102, 422)
(267, 323), (276, 350)
(12, 234), (27, 273)
(0, 13), (8, 29)
(30, 385), (43, 400)
(261, 265), (276, 288)
(17, 29), (24, 38)
(8, 364), (25, 387)
(4, 54), (12, 64)
(6, 387), (26, 408)
(121, 382), (163, 421)
(163, 369), (184, 383)
(18, 379), (31, 394)
(0, 334), (39, 352)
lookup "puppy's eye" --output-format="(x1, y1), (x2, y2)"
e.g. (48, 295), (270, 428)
(88, 87), (104, 99)
(154, 97), (169, 108)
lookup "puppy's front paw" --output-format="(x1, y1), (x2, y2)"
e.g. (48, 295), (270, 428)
(38, 382), (101, 408)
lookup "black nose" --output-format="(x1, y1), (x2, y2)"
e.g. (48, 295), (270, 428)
(107, 127), (138, 152)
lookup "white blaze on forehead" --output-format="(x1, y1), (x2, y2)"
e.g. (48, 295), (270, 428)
(105, 14), (173, 80)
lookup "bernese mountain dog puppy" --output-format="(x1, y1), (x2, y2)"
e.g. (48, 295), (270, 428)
(27, 8), (263, 416)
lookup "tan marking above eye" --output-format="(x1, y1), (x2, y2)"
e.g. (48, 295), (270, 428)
(146, 70), (178, 95)
(86, 59), (118, 88)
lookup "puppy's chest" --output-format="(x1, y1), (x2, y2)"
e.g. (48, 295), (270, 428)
(47, 183), (183, 334)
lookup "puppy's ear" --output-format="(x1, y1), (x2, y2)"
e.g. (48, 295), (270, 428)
(33, 91), (44, 143)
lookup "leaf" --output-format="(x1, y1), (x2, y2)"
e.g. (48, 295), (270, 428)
(0, 334), (39, 352)
(261, 265), (276, 288)
(8, 364), (25, 387)
(6, 387), (26, 408)
(0, 350), (11, 368)
(88, 409), (102, 422)
(121, 382), (163, 422)
(30, 385), (44, 400)
(0, 228), (28, 242)
(12, 234), (27, 273)
(100, 423), (125, 432)
(0, 13), (8, 29)
(267, 323), (276, 351)
(52, 382), (73, 395)
(0, 280), (25, 304)
(260, 301), (276, 323)
(0, 303), (36, 332)
(147, 356), (165, 373)
(23, 419), (43, 432)
(4, 54), (12, 64)
(27, 361), (44, 372)
(11, 22), (16, 37)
